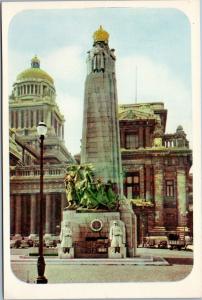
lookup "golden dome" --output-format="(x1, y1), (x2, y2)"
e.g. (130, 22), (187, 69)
(93, 25), (109, 43)
(16, 56), (54, 85)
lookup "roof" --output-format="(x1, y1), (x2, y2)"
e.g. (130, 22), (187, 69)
(17, 68), (54, 85)
(16, 56), (54, 85)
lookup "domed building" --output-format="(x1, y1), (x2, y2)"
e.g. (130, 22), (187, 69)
(9, 56), (73, 164)
(9, 57), (75, 240)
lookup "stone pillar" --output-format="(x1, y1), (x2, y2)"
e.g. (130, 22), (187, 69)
(47, 110), (51, 127)
(139, 127), (144, 148)
(61, 193), (66, 219)
(44, 194), (52, 238)
(10, 195), (15, 235)
(15, 195), (22, 238)
(13, 111), (16, 128)
(145, 127), (150, 147)
(139, 167), (145, 199)
(18, 111), (21, 128)
(120, 129), (125, 148)
(29, 194), (37, 239)
(33, 110), (37, 127)
(152, 167), (166, 235)
(145, 165), (151, 201)
(177, 169), (187, 228)
(52, 197), (56, 234)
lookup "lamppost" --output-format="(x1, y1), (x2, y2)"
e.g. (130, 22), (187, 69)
(36, 122), (48, 284)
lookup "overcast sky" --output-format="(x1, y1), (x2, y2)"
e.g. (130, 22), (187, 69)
(8, 8), (192, 155)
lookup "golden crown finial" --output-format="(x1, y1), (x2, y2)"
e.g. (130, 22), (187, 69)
(31, 55), (40, 68)
(93, 25), (109, 43)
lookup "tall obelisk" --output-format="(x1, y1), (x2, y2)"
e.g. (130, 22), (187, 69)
(81, 26), (123, 193)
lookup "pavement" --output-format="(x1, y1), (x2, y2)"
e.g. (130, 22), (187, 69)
(10, 247), (193, 284)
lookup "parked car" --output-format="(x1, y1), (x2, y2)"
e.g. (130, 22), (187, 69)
(10, 239), (21, 248)
(168, 233), (189, 250)
(143, 236), (168, 248)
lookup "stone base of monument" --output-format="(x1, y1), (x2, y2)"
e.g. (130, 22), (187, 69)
(61, 206), (136, 258)
(28, 247), (58, 255)
(57, 244), (74, 259)
(108, 246), (126, 258)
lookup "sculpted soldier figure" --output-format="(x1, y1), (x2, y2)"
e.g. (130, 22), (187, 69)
(60, 222), (72, 254)
(109, 221), (124, 253)
(64, 174), (77, 209)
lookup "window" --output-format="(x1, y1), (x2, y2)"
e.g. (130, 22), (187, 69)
(166, 180), (174, 197)
(124, 172), (140, 199)
(126, 134), (139, 149)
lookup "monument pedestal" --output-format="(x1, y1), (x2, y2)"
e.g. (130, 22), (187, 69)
(58, 244), (74, 259)
(108, 246), (126, 258)
(59, 206), (136, 258)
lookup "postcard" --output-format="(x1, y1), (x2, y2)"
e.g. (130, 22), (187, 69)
(2, 0), (202, 299)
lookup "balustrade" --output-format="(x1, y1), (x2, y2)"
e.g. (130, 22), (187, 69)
(11, 166), (65, 177)
(163, 134), (188, 149)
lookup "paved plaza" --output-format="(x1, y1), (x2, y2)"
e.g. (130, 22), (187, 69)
(11, 248), (193, 284)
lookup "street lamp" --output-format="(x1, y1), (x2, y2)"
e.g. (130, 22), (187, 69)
(36, 122), (48, 284)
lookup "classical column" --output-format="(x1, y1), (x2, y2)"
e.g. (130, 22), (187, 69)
(120, 129), (125, 148)
(145, 127), (150, 147)
(177, 169), (187, 228)
(61, 193), (66, 220)
(139, 166), (145, 199)
(47, 110), (51, 127)
(10, 195), (15, 236)
(13, 111), (16, 128)
(152, 166), (166, 235)
(29, 194), (37, 239)
(139, 127), (144, 148)
(44, 194), (52, 237)
(15, 195), (22, 238)
(28, 110), (31, 128)
(145, 165), (151, 201)
(18, 111), (21, 128)
(33, 110), (37, 127)
(51, 197), (56, 234)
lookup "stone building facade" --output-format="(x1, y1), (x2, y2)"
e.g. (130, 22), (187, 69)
(119, 103), (192, 243)
(9, 56), (75, 239)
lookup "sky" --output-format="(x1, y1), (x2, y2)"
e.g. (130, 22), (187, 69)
(8, 7), (192, 155)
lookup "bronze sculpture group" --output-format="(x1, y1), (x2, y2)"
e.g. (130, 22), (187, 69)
(64, 164), (118, 210)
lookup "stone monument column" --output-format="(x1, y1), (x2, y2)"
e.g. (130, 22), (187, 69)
(81, 26), (123, 194)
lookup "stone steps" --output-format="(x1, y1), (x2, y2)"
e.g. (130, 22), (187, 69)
(11, 255), (169, 266)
